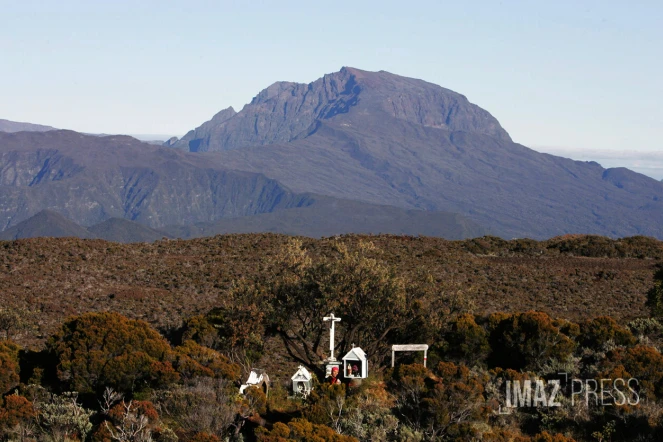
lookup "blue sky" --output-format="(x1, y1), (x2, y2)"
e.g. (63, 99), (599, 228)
(1, 0), (662, 178)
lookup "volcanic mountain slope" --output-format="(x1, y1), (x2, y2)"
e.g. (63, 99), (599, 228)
(0, 118), (56, 133)
(0, 203), (485, 242)
(0, 210), (169, 242)
(0, 130), (484, 239)
(173, 67), (663, 239)
(162, 196), (486, 239)
(172, 67), (510, 152)
(0, 130), (315, 229)
(86, 217), (170, 242)
(0, 210), (94, 240)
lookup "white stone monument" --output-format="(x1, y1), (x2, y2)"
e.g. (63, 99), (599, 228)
(323, 313), (342, 376)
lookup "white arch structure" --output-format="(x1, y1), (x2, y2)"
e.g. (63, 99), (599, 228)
(391, 344), (429, 368)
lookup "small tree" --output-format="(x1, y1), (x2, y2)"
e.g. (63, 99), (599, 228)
(105, 400), (159, 442)
(441, 314), (490, 365)
(304, 383), (347, 434)
(601, 345), (663, 401)
(423, 362), (488, 440)
(339, 379), (398, 441)
(264, 239), (428, 370)
(578, 316), (636, 349)
(387, 364), (430, 433)
(36, 391), (94, 442)
(173, 340), (240, 382)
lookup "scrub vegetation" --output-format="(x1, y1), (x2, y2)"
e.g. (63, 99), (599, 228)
(0, 233), (662, 441)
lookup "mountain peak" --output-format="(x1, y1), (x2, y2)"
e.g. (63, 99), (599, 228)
(339, 66), (371, 78)
(210, 106), (236, 123)
(172, 67), (510, 152)
(252, 82), (301, 104)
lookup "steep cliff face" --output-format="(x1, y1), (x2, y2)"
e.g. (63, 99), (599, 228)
(0, 131), (314, 229)
(172, 67), (510, 152)
(174, 107), (237, 151)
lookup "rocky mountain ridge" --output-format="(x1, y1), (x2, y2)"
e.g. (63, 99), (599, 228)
(172, 67), (510, 152)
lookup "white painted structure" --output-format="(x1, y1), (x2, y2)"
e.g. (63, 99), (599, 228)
(291, 365), (313, 397)
(239, 369), (270, 395)
(391, 344), (429, 368)
(342, 346), (368, 379)
(323, 313), (341, 361)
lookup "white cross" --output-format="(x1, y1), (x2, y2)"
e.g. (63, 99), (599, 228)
(323, 313), (342, 361)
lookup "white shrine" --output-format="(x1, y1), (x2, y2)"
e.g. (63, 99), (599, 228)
(342, 345), (368, 379)
(291, 365), (313, 397)
(239, 368), (270, 395)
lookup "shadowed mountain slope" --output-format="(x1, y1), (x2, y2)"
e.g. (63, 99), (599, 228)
(0, 130), (315, 230)
(0, 130), (484, 240)
(162, 196), (486, 239)
(87, 218), (169, 243)
(172, 67), (663, 239)
(3, 69), (662, 240)
(0, 202), (485, 242)
(0, 210), (93, 240)
(0, 211), (167, 242)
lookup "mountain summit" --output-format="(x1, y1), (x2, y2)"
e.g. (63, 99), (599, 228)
(172, 67), (663, 239)
(172, 67), (511, 152)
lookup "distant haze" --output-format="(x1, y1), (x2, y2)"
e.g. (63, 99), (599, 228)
(534, 146), (663, 181)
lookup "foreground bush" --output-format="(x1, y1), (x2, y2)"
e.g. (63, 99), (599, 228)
(173, 340), (240, 382)
(488, 312), (576, 371)
(47, 312), (178, 393)
(256, 418), (358, 442)
(0, 340), (20, 394)
(0, 394), (35, 439)
(152, 377), (236, 439)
